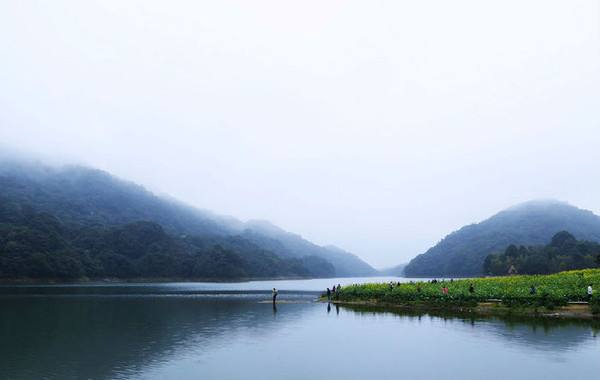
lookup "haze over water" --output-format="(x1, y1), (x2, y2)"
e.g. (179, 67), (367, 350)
(1, 279), (598, 380)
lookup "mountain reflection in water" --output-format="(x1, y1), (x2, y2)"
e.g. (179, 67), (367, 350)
(0, 281), (598, 380)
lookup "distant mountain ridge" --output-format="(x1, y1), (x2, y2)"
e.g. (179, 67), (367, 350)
(0, 159), (376, 280)
(241, 220), (377, 276)
(404, 200), (600, 276)
(0, 160), (242, 236)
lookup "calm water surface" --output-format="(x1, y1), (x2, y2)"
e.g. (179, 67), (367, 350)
(1, 277), (598, 380)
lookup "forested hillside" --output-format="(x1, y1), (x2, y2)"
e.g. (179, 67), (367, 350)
(0, 159), (375, 280)
(242, 220), (378, 276)
(484, 231), (600, 275)
(404, 200), (600, 276)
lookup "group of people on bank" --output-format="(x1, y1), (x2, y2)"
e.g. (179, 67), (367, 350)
(381, 280), (594, 301)
(275, 281), (595, 305)
(435, 282), (594, 301)
(434, 282), (594, 300)
(326, 283), (342, 300)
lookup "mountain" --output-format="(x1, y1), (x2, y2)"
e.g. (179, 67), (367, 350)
(0, 160), (242, 237)
(241, 220), (378, 276)
(0, 208), (317, 280)
(404, 200), (600, 277)
(0, 159), (376, 280)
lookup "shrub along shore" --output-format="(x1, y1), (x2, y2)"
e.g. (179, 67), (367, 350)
(329, 269), (600, 319)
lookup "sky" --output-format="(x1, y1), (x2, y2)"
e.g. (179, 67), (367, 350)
(1, 1), (599, 268)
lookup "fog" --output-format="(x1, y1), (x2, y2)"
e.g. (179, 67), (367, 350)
(1, 1), (599, 268)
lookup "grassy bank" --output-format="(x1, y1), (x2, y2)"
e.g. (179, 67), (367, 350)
(332, 269), (600, 318)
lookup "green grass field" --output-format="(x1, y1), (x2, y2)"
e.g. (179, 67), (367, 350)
(336, 269), (600, 309)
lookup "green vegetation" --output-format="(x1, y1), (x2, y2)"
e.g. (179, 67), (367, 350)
(0, 204), (333, 280)
(336, 269), (600, 310)
(404, 200), (600, 277)
(484, 231), (600, 275)
(0, 160), (379, 281)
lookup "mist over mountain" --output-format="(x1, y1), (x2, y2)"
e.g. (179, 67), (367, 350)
(242, 220), (378, 276)
(404, 200), (600, 277)
(0, 158), (376, 280)
(380, 263), (406, 277)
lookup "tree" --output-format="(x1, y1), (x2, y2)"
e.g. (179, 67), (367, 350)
(550, 231), (576, 248)
(483, 231), (600, 275)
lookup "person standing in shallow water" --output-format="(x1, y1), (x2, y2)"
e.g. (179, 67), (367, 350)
(326, 287), (331, 300)
(272, 288), (278, 304)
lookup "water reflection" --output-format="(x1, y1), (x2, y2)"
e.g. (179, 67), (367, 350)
(0, 294), (312, 380)
(340, 304), (600, 353)
(0, 285), (598, 380)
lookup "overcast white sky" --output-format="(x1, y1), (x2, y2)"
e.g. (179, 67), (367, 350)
(1, 1), (599, 268)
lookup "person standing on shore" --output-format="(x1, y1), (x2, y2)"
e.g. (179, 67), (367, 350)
(327, 287), (331, 300)
(272, 288), (278, 304)
(588, 284), (593, 301)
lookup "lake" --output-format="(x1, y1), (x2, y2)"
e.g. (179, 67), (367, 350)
(1, 277), (598, 380)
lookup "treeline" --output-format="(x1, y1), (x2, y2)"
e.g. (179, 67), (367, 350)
(0, 199), (335, 281)
(484, 231), (600, 276)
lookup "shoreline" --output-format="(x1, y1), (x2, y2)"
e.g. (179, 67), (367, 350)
(0, 275), (391, 286)
(325, 299), (599, 320)
(331, 269), (600, 321)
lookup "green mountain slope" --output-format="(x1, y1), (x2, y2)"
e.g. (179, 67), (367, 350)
(0, 201), (328, 280)
(0, 159), (375, 280)
(404, 200), (600, 277)
(242, 220), (378, 276)
(0, 160), (242, 236)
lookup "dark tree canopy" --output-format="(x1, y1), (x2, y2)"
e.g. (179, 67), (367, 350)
(484, 231), (600, 275)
